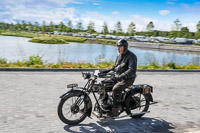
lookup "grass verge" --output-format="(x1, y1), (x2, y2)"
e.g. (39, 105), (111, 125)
(0, 56), (200, 69)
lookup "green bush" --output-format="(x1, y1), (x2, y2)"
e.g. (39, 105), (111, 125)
(184, 64), (199, 69)
(13, 60), (26, 67)
(0, 55), (200, 70)
(0, 58), (7, 64)
(167, 62), (176, 69)
(26, 56), (43, 66)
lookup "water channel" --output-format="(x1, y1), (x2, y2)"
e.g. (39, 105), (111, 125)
(0, 35), (200, 65)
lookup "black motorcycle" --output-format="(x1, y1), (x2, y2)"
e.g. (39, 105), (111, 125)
(57, 70), (155, 125)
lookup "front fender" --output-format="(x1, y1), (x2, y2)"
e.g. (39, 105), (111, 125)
(59, 89), (92, 117)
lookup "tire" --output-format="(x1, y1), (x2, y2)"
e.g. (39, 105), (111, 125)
(125, 92), (149, 118)
(57, 93), (88, 125)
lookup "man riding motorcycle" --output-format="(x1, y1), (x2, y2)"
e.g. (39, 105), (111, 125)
(102, 39), (137, 117)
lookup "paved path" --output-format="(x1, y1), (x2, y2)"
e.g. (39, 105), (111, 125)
(0, 72), (200, 133)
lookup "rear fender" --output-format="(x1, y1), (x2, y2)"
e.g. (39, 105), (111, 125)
(59, 89), (92, 117)
(126, 85), (153, 102)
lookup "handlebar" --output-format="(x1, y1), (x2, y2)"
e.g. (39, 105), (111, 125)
(82, 70), (115, 80)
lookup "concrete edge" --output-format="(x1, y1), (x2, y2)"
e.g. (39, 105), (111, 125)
(0, 68), (200, 72)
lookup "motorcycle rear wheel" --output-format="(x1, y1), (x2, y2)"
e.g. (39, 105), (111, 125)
(125, 92), (149, 118)
(57, 93), (87, 125)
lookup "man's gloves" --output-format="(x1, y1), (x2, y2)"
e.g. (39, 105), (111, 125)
(112, 74), (124, 82)
(100, 67), (114, 74)
(100, 69), (110, 74)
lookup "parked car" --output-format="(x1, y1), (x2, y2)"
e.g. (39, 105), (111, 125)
(175, 38), (188, 44)
(134, 36), (148, 42)
(187, 39), (195, 44)
(96, 34), (105, 39)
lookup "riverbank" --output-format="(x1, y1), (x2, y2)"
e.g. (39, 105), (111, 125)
(1, 30), (200, 52)
(0, 31), (116, 45)
(0, 30), (38, 38)
(129, 41), (200, 52)
(0, 56), (200, 69)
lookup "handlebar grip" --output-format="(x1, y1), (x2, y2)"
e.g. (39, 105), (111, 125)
(98, 73), (107, 78)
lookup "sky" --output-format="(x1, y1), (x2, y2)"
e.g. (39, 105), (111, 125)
(0, 0), (200, 32)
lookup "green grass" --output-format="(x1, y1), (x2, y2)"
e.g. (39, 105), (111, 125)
(138, 62), (200, 69)
(1, 56), (200, 69)
(193, 43), (200, 46)
(29, 35), (69, 44)
(29, 35), (116, 45)
(84, 39), (116, 45)
(0, 30), (116, 45)
(0, 30), (38, 38)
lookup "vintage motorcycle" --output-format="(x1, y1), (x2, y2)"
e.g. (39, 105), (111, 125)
(57, 70), (155, 125)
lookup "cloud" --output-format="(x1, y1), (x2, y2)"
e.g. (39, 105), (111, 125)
(167, 0), (177, 4)
(130, 15), (158, 31)
(0, 0), (197, 32)
(112, 11), (119, 15)
(183, 22), (196, 32)
(86, 11), (110, 20)
(0, 0), (82, 24)
(195, 2), (200, 5)
(159, 10), (170, 16)
(82, 11), (113, 32)
(93, 3), (99, 5)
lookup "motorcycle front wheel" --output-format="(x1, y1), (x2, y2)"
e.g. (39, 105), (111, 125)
(125, 92), (149, 118)
(57, 93), (88, 125)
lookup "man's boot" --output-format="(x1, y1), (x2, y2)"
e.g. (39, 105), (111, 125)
(107, 107), (120, 117)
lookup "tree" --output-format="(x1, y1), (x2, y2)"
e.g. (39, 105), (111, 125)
(127, 22), (136, 36)
(9, 23), (15, 31)
(33, 21), (40, 32)
(42, 21), (47, 32)
(102, 21), (109, 34)
(115, 21), (123, 35)
(146, 21), (154, 31)
(66, 20), (73, 32)
(172, 19), (182, 31)
(87, 21), (95, 34)
(112, 30), (116, 35)
(21, 20), (27, 31)
(197, 21), (200, 32)
(180, 27), (189, 38)
(27, 22), (33, 31)
(76, 22), (83, 32)
(195, 31), (200, 39)
(195, 21), (200, 39)
(58, 21), (65, 32)
(15, 22), (21, 31)
(49, 21), (55, 32)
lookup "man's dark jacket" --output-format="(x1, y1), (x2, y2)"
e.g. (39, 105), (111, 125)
(112, 50), (137, 81)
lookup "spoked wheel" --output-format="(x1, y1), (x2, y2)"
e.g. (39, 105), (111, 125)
(125, 92), (149, 118)
(57, 93), (87, 125)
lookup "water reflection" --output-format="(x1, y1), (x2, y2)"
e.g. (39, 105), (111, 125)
(0, 35), (200, 65)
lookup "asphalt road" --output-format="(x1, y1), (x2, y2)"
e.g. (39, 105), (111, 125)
(0, 72), (200, 133)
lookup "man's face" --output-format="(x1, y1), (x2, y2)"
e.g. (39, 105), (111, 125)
(118, 46), (124, 55)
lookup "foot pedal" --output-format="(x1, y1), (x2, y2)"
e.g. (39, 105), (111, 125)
(92, 111), (101, 118)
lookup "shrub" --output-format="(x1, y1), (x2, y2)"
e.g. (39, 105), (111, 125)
(0, 58), (7, 64)
(26, 56), (43, 66)
(167, 62), (176, 69)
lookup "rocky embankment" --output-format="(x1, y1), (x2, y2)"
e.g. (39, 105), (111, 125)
(129, 41), (200, 52)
